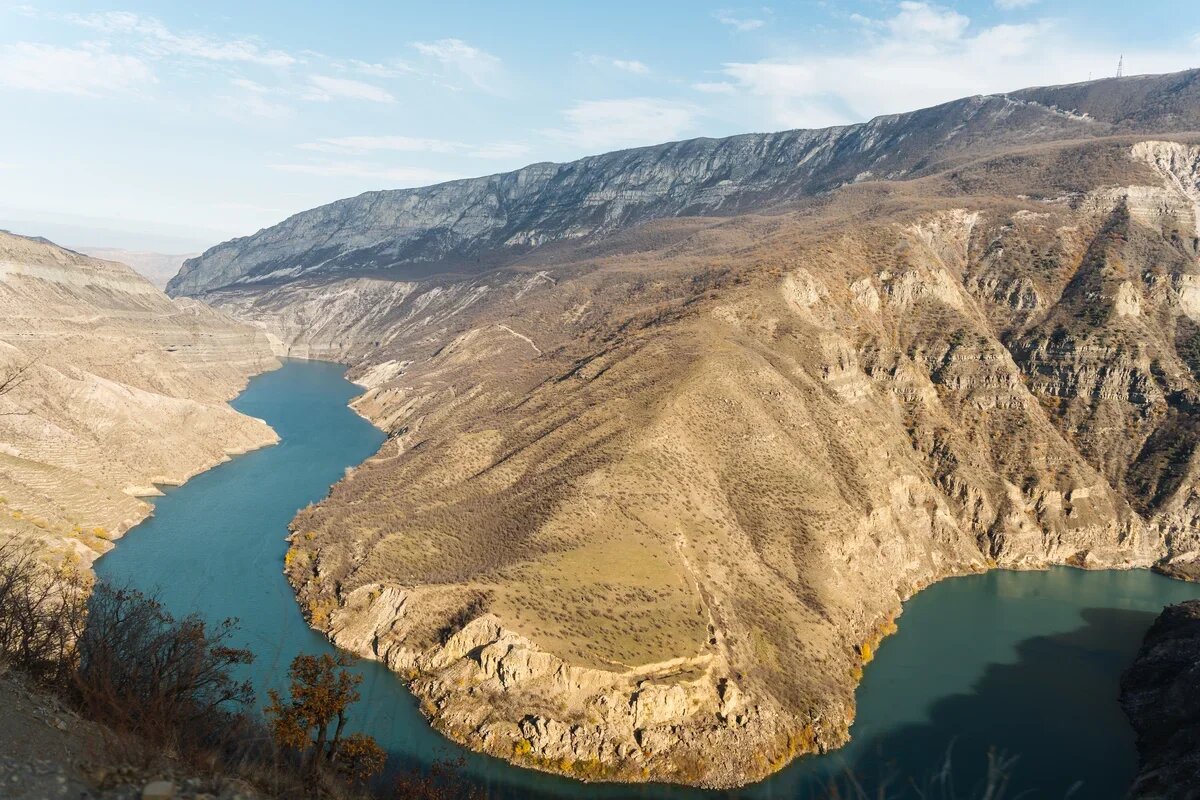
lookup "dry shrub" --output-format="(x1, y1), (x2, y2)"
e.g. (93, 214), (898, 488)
(74, 583), (256, 753)
(0, 539), (88, 686)
(0, 544), (481, 798)
(389, 759), (486, 800)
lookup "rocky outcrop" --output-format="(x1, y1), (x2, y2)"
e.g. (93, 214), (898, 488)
(0, 232), (280, 567)
(319, 583), (825, 786)
(1121, 601), (1200, 798)
(169, 71), (1200, 297)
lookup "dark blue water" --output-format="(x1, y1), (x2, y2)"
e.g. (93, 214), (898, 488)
(96, 360), (1200, 799)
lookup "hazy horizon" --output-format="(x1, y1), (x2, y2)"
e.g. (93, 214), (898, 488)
(2, 0), (1198, 251)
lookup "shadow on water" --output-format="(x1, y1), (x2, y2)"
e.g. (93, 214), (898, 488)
(816, 607), (1157, 800)
(93, 361), (1198, 800)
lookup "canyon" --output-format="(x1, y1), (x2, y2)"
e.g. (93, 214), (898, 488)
(4, 68), (1198, 790)
(159, 70), (1200, 786)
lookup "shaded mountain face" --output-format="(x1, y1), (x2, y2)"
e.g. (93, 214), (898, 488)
(169, 70), (1200, 297)
(1121, 600), (1200, 798)
(175, 72), (1200, 787)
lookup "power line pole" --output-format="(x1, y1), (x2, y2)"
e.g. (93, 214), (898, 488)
(1117, 55), (1124, 79)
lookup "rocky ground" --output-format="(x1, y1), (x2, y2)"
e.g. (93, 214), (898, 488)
(0, 670), (262, 800)
(1121, 601), (1200, 799)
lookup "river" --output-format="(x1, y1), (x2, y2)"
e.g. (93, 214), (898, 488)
(96, 360), (1200, 799)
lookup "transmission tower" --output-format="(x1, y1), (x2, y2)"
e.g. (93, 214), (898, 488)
(1117, 55), (1124, 78)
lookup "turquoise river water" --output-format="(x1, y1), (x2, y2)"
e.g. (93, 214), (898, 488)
(95, 360), (1200, 799)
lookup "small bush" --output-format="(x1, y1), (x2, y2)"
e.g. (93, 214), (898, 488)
(0, 539), (88, 686)
(75, 584), (256, 752)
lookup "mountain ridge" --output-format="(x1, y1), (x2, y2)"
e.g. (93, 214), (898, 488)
(0, 230), (280, 568)
(169, 69), (1200, 297)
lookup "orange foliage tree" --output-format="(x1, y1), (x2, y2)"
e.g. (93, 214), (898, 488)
(266, 653), (386, 782)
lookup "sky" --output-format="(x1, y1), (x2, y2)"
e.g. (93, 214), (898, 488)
(0, 1), (1197, 252)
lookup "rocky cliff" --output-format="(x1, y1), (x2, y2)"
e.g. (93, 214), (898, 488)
(169, 71), (1200, 297)
(1121, 600), (1200, 798)
(176, 72), (1200, 787)
(0, 231), (280, 568)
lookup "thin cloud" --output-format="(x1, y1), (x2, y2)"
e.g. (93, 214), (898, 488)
(299, 136), (460, 155)
(612, 59), (650, 74)
(303, 76), (394, 103)
(581, 54), (650, 74)
(57, 10), (297, 67)
(412, 38), (503, 92)
(218, 79), (293, 120)
(995, 0), (1039, 8)
(0, 42), (155, 96)
(298, 135), (530, 160)
(466, 142), (531, 160)
(692, 81), (737, 94)
(714, 11), (767, 32)
(886, 1), (969, 43)
(346, 58), (421, 79)
(546, 98), (699, 152)
(715, 2), (1200, 130)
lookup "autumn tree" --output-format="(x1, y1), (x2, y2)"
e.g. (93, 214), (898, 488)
(266, 652), (386, 782)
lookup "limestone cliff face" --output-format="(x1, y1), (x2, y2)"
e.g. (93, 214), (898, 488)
(169, 70), (1200, 297)
(0, 232), (280, 567)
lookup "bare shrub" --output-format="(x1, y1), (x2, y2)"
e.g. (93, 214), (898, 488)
(74, 584), (255, 752)
(0, 539), (88, 685)
(389, 759), (486, 800)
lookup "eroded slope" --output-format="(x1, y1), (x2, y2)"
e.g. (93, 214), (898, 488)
(0, 232), (280, 567)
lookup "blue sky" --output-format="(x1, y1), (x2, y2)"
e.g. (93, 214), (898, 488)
(0, 1), (1197, 251)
